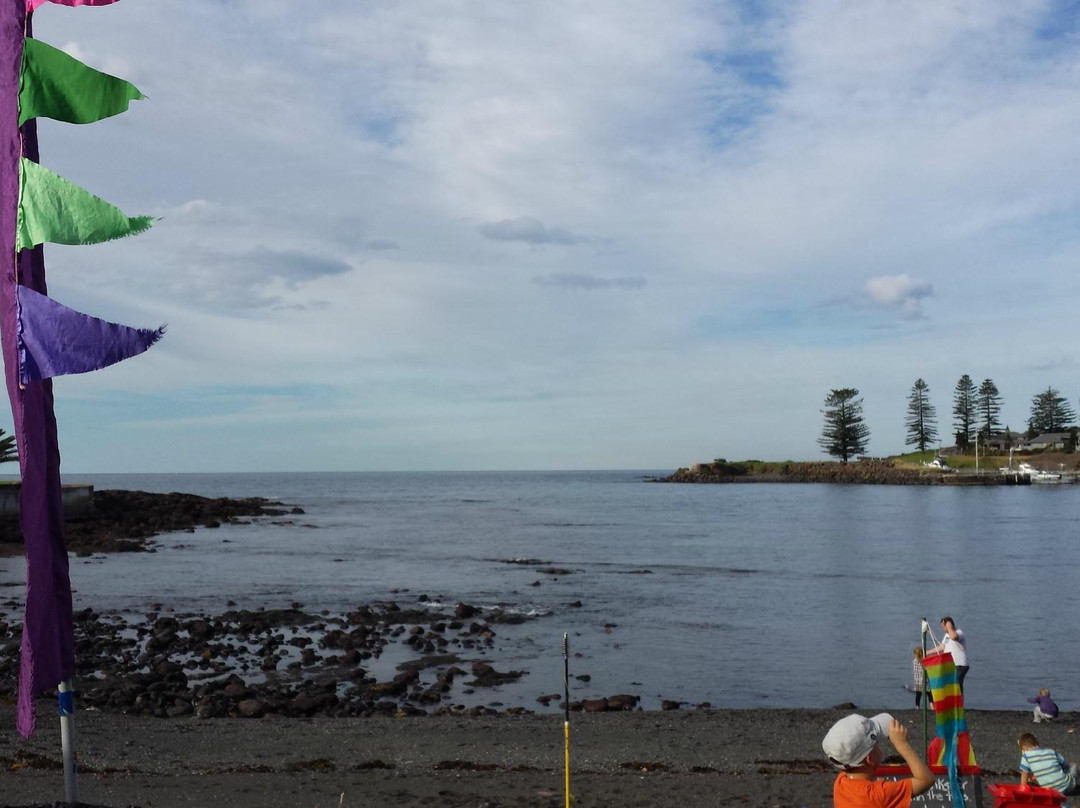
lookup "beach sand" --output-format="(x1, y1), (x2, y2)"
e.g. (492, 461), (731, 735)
(2, 706), (1072, 807)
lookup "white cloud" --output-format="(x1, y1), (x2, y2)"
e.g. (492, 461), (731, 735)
(864, 274), (934, 320)
(20, 1), (1080, 471)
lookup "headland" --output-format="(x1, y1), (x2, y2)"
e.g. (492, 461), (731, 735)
(660, 455), (1080, 485)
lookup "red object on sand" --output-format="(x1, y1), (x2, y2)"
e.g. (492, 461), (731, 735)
(986, 783), (1066, 807)
(927, 734), (980, 773)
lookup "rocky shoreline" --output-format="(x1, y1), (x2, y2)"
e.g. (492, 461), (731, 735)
(0, 490), (648, 723)
(0, 489), (300, 556)
(0, 598), (648, 724)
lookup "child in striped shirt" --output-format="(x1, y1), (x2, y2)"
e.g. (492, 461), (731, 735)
(1018, 733), (1078, 795)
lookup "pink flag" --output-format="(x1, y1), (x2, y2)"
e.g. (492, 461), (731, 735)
(27, 0), (120, 11)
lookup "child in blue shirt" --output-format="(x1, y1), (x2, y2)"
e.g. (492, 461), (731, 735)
(1018, 733), (1078, 795)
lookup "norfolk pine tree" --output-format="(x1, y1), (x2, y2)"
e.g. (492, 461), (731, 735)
(977, 378), (1002, 439)
(905, 379), (938, 452)
(953, 374), (976, 450)
(1027, 387), (1076, 436)
(819, 388), (870, 463)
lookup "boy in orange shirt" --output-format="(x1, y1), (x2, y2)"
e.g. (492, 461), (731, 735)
(823, 713), (934, 808)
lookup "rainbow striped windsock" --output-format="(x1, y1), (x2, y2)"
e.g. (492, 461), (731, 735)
(923, 652), (969, 806)
(923, 652), (967, 736)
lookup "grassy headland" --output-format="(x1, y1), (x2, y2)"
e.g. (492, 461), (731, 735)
(662, 450), (1080, 484)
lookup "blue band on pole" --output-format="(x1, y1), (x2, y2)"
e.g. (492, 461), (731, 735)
(58, 690), (74, 716)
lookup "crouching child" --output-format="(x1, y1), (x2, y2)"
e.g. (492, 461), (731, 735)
(1018, 733), (1079, 795)
(823, 713), (934, 808)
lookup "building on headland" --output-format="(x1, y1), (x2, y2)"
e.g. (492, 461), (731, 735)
(980, 432), (1028, 452)
(1025, 432), (1072, 451)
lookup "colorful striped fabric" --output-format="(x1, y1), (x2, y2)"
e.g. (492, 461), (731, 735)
(928, 734), (978, 769)
(923, 652), (972, 806)
(923, 651), (967, 736)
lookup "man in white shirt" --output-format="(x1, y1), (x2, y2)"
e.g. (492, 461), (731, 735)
(930, 616), (969, 693)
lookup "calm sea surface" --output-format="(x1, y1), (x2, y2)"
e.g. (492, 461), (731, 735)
(0, 471), (1076, 711)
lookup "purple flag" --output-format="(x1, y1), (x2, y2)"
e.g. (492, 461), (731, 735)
(17, 286), (164, 383)
(1, 0), (72, 737)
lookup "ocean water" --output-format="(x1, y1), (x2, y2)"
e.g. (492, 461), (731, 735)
(0, 470), (1076, 711)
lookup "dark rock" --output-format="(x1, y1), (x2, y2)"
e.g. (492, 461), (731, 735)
(288, 693), (338, 716)
(368, 669), (419, 697)
(455, 603), (480, 619)
(606, 694), (640, 711)
(486, 611), (528, 625)
(166, 701), (194, 717)
(465, 661), (525, 688)
(236, 698), (269, 718)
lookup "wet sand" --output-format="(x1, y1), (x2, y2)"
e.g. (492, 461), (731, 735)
(2, 706), (1073, 807)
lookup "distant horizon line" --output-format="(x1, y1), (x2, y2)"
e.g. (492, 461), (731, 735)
(0, 467), (690, 477)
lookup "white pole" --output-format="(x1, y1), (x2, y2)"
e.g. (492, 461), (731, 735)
(58, 679), (78, 805)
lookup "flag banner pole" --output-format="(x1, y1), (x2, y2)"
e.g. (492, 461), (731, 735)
(58, 679), (78, 804)
(3, 0), (162, 748)
(921, 618), (929, 757)
(563, 633), (571, 808)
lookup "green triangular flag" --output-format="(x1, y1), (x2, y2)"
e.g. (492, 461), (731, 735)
(19, 37), (145, 127)
(17, 158), (155, 251)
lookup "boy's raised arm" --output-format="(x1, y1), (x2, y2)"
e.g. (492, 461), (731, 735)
(889, 719), (934, 796)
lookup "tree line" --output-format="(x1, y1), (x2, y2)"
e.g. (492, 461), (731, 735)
(819, 379), (1080, 462)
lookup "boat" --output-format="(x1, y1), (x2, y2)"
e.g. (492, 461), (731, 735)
(1017, 462), (1078, 484)
(924, 457), (954, 471)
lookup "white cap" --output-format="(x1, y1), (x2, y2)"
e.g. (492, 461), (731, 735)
(822, 713), (894, 768)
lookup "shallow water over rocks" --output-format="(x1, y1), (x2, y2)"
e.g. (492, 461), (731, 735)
(1, 470), (1078, 712)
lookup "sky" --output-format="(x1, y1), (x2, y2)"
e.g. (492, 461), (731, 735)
(18, 0), (1080, 473)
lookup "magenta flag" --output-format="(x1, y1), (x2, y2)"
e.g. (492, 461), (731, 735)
(17, 286), (164, 383)
(1, 0), (74, 738)
(27, 0), (119, 11)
